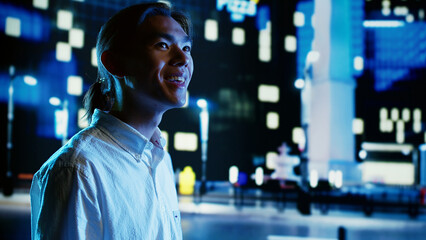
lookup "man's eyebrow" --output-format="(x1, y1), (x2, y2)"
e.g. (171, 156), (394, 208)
(156, 32), (192, 45)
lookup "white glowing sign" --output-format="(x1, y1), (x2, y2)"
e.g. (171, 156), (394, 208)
(217, 0), (257, 22)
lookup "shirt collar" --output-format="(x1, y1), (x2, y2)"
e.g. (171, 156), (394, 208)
(91, 109), (166, 162)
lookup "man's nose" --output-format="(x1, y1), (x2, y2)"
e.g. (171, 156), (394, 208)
(170, 46), (190, 67)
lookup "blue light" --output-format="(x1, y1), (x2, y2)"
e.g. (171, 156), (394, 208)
(367, 22), (426, 91)
(197, 99), (208, 109)
(256, 5), (270, 30)
(216, 0), (257, 23)
(0, 3), (50, 42)
(295, 0), (314, 79)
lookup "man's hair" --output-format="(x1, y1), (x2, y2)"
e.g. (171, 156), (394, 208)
(83, 2), (192, 122)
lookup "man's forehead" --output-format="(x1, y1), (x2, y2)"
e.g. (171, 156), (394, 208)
(138, 15), (188, 39)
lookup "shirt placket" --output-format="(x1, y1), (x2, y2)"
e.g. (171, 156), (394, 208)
(143, 145), (171, 238)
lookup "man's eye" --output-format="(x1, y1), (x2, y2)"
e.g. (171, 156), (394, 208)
(157, 42), (168, 49)
(183, 46), (191, 52)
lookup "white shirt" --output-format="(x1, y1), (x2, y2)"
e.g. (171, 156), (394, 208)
(30, 109), (182, 240)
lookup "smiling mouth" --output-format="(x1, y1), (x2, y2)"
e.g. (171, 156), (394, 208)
(165, 76), (185, 84)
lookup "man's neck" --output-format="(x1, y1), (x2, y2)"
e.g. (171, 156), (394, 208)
(111, 109), (164, 140)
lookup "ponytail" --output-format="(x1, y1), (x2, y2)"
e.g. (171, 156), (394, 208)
(83, 81), (107, 124)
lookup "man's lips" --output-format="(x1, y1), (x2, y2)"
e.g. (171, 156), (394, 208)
(165, 76), (185, 84)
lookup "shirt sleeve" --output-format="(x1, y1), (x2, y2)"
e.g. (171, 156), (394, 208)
(30, 164), (102, 240)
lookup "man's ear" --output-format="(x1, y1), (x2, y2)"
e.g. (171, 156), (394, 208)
(101, 50), (125, 78)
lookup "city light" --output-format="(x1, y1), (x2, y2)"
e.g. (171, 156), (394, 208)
(69, 28), (84, 48)
(294, 78), (305, 89)
(258, 84), (279, 103)
(266, 112), (279, 130)
(67, 75), (83, 96)
(255, 167), (264, 186)
(24, 75), (37, 86)
(229, 166), (239, 184)
(204, 19), (218, 41)
(174, 132), (198, 152)
(284, 35), (297, 52)
(56, 42), (72, 62)
(33, 0), (49, 10)
(232, 27), (245, 46)
(5, 17), (21, 38)
(57, 10), (73, 30)
(293, 11), (305, 27)
(363, 20), (404, 28)
(49, 97), (61, 106)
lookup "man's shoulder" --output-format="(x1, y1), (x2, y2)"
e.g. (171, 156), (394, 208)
(35, 126), (103, 179)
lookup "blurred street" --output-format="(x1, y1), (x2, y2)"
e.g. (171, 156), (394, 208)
(1, 189), (425, 240)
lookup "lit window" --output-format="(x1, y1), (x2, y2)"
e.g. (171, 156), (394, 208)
(362, 161), (414, 185)
(57, 10), (73, 30)
(352, 118), (364, 135)
(161, 131), (169, 151)
(24, 75), (37, 86)
(174, 132), (198, 151)
(78, 108), (89, 129)
(310, 169), (318, 188)
(380, 120), (386, 132)
(354, 56), (364, 71)
(5, 17), (21, 38)
(232, 27), (245, 46)
(413, 108), (422, 121)
(229, 166), (239, 184)
(255, 167), (264, 186)
(204, 19), (218, 41)
(396, 131), (405, 144)
(49, 97), (61, 106)
(394, 6), (409, 16)
(56, 42), (72, 62)
(406, 14), (414, 23)
(396, 120), (404, 132)
(402, 108), (410, 122)
(33, 0), (49, 10)
(382, 8), (391, 16)
(391, 108), (399, 121)
(91, 48), (97, 67)
(258, 21), (271, 62)
(54, 109), (68, 139)
(420, 9), (425, 20)
(67, 75), (83, 96)
(266, 112), (279, 129)
(69, 28), (84, 48)
(266, 152), (277, 170)
(386, 119), (394, 132)
(284, 35), (297, 52)
(379, 107), (388, 120)
(293, 11), (305, 27)
(414, 121), (422, 133)
(259, 46), (271, 62)
(292, 127), (304, 144)
(258, 84), (279, 103)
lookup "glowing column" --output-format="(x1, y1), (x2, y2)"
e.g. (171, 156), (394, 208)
(197, 99), (209, 194)
(302, 0), (358, 181)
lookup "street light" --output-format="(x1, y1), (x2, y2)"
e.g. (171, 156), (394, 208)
(197, 99), (209, 195)
(4, 66), (37, 196)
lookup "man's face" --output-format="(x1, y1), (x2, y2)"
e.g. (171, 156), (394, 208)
(124, 15), (193, 112)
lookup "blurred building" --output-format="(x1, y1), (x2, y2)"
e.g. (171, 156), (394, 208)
(0, 0), (425, 188)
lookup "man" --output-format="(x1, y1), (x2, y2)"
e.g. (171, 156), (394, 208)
(30, 3), (193, 239)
